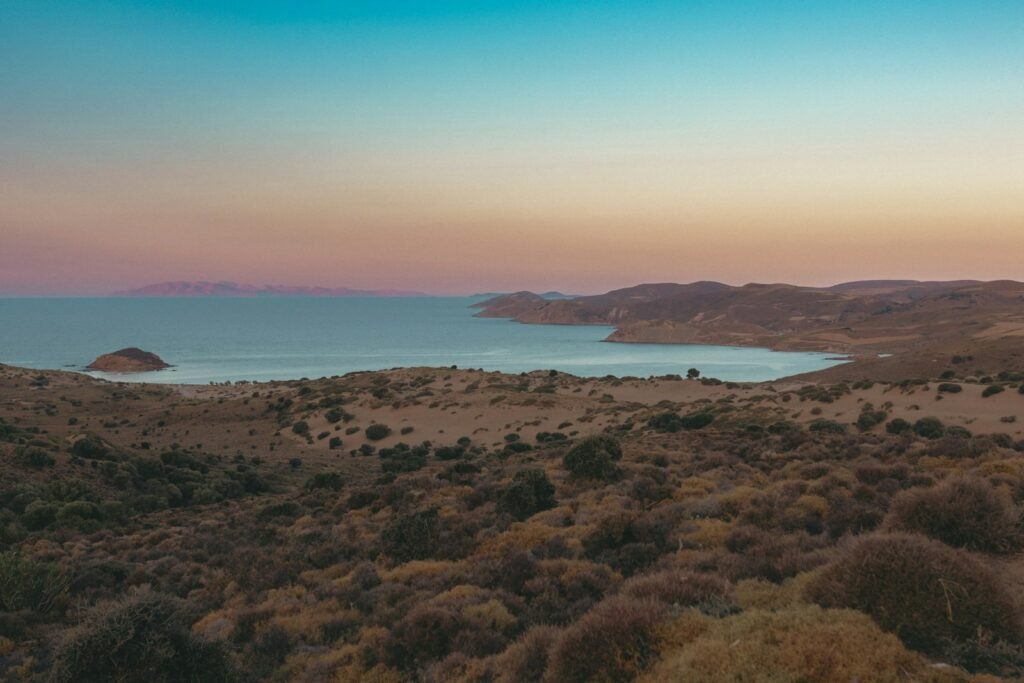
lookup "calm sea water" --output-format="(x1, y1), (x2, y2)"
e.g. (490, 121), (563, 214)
(0, 298), (844, 383)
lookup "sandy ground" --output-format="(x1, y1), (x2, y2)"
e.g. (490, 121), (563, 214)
(3, 365), (1020, 481)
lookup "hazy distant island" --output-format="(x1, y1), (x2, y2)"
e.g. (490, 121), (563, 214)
(472, 291), (578, 301)
(113, 281), (426, 298)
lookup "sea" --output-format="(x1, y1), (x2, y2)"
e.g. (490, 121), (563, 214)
(0, 297), (845, 384)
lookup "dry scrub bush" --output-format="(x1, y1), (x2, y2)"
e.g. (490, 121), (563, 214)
(49, 585), (233, 682)
(884, 476), (1022, 553)
(807, 533), (1022, 657)
(544, 596), (666, 683)
(620, 569), (733, 614)
(641, 606), (964, 683)
(486, 625), (560, 683)
(720, 526), (829, 583)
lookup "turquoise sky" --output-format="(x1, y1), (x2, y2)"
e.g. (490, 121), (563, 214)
(2, 1), (1023, 294)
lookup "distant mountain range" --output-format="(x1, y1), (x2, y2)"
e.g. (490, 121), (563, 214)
(113, 281), (426, 298)
(472, 291), (577, 300)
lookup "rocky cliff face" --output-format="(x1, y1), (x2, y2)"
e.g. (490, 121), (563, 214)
(87, 348), (170, 372)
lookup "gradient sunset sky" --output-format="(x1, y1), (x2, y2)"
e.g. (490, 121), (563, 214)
(2, 1), (1022, 296)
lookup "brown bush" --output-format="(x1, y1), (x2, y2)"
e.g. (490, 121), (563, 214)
(386, 604), (464, 670)
(642, 606), (951, 683)
(884, 476), (1022, 553)
(620, 570), (733, 615)
(488, 625), (560, 683)
(544, 597), (666, 683)
(808, 532), (1022, 657)
(721, 527), (829, 583)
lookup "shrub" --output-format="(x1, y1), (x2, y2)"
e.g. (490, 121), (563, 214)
(328, 436), (343, 449)
(621, 570), (733, 615)
(497, 469), (557, 521)
(487, 625), (559, 683)
(305, 471), (344, 491)
(70, 435), (113, 461)
(646, 606), (939, 683)
(884, 477), (1021, 553)
(807, 533), (1022, 656)
(0, 551), (67, 612)
(648, 412), (684, 433)
(365, 424), (392, 441)
(885, 418), (912, 435)
(324, 408), (349, 423)
(14, 446), (55, 469)
(808, 419), (845, 434)
(386, 604), (464, 669)
(291, 420), (310, 436)
(383, 509), (441, 562)
(855, 410), (887, 432)
(546, 597), (666, 683)
(983, 385), (1005, 398)
(679, 411), (714, 430)
(49, 586), (234, 682)
(435, 445), (465, 460)
(937, 383), (963, 393)
(912, 417), (945, 439)
(535, 431), (568, 443)
(563, 435), (623, 481)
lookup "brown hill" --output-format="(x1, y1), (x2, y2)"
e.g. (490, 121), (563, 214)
(476, 280), (1024, 380)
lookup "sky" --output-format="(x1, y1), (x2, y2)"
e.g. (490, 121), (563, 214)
(1, 1), (1022, 296)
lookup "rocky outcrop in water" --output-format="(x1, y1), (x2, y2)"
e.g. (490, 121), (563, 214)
(87, 348), (170, 373)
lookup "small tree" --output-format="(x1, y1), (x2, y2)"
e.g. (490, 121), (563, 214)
(686, 368), (701, 380)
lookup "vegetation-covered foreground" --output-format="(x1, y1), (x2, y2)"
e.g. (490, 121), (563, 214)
(1, 363), (1023, 681)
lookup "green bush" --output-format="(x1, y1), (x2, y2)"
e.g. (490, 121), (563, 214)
(885, 418), (912, 435)
(563, 436), (623, 481)
(14, 446), (55, 469)
(809, 419), (845, 434)
(648, 411), (684, 432)
(855, 410), (887, 431)
(291, 420), (310, 436)
(0, 551), (67, 612)
(982, 385), (1005, 398)
(497, 469), (557, 521)
(808, 533), (1022, 657)
(679, 411), (715, 430)
(365, 424), (392, 441)
(937, 383), (963, 393)
(305, 471), (344, 491)
(383, 509), (441, 562)
(70, 436), (114, 461)
(912, 417), (945, 439)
